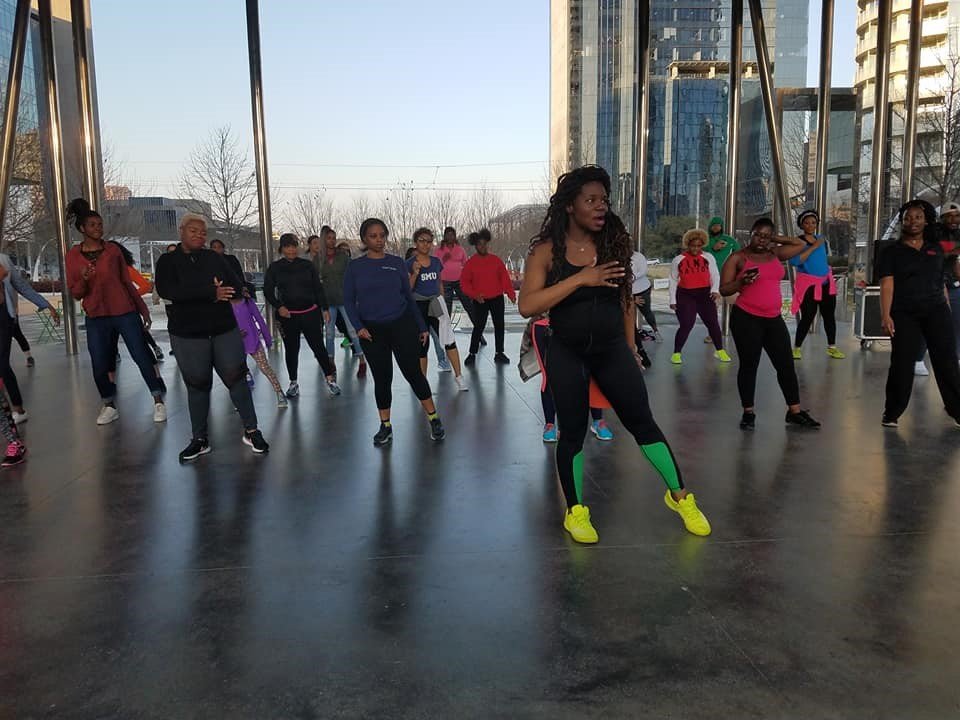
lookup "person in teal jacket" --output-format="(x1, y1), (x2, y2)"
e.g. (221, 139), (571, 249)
(706, 216), (738, 268)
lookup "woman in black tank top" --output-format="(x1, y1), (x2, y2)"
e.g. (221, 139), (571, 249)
(518, 165), (711, 544)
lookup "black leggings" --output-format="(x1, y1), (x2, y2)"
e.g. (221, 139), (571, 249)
(547, 334), (679, 508)
(360, 311), (433, 410)
(884, 304), (960, 421)
(794, 284), (837, 346)
(730, 305), (800, 408)
(11, 318), (28, 353)
(278, 307), (335, 380)
(0, 312), (23, 407)
(469, 295), (505, 354)
(634, 288), (658, 330)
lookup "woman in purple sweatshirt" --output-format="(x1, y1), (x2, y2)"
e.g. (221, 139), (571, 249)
(231, 297), (287, 408)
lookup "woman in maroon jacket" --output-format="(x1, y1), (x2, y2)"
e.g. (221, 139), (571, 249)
(65, 198), (166, 426)
(461, 228), (517, 365)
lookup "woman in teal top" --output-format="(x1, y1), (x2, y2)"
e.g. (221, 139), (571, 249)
(790, 210), (844, 360)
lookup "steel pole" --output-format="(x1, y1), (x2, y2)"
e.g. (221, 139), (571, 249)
(70, 0), (103, 210)
(747, 0), (792, 234)
(632, 0), (651, 247)
(38, 0), (79, 354)
(900, 0), (923, 202)
(0, 0), (31, 242)
(866, 0), (893, 281)
(814, 0), (834, 219)
(721, 0), (744, 337)
(245, 0), (275, 333)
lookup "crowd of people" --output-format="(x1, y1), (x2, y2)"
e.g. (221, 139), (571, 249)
(2, 164), (958, 546)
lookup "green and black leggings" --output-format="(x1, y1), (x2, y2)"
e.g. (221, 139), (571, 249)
(546, 333), (683, 508)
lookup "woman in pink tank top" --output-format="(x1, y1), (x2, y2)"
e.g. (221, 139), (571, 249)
(720, 217), (821, 430)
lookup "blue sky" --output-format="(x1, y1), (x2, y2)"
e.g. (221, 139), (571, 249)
(91, 1), (857, 206)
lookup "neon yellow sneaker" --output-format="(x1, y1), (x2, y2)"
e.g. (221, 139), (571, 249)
(792, 347), (802, 360)
(827, 346), (846, 360)
(714, 349), (732, 362)
(670, 352), (682, 365)
(563, 504), (599, 544)
(663, 491), (711, 536)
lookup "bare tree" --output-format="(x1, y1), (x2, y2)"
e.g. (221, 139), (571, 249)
(462, 183), (504, 233)
(424, 188), (463, 234)
(378, 181), (421, 253)
(283, 189), (336, 240)
(343, 193), (373, 244)
(179, 125), (257, 239)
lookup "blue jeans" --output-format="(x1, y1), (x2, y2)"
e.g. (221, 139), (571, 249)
(324, 305), (362, 358)
(86, 312), (165, 402)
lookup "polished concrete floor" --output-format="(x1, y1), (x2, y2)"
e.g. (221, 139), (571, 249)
(2, 323), (959, 719)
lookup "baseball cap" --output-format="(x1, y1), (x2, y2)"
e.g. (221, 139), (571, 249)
(941, 202), (960, 217)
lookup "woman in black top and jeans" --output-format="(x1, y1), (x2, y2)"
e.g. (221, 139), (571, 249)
(879, 200), (960, 427)
(264, 234), (340, 398)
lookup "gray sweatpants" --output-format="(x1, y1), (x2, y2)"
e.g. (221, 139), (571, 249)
(170, 328), (258, 439)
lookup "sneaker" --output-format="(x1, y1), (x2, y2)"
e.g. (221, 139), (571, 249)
(494, 352), (510, 364)
(881, 414), (898, 428)
(357, 362), (367, 379)
(246, 372), (255, 388)
(670, 352), (682, 365)
(455, 375), (469, 392)
(1, 441), (26, 467)
(341, 337), (351, 349)
(438, 361), (453, 373)
(563, 504), (599, 544)
(178, 437), (210, 462)
(430, 416), (445, 441)
(153, 402), (167, 423)
(739, 411), (756, 430)
(703, 336), (713, 343)
(285, 381), (300, 398)
(154, 349), (164, 362)
(96, 405), (119, 425)
(542, 423), (558, 443)
(785, 409), (821, 428)
(327, 380), (342, 396)
(464, 354), (476, 367)
(373, 423), (393, 447)
(12, 410), (28, 424)
(827, 346), (846, 360)
(26, 356), (35, 367)
(714, 349), (732, 363)
(277, 391), (289, 409)
(915, 361), (930, 377)
(654, 331), (663, 343)
(590, 419), (614, 441)
(242, 429), (269, 454)
(792, 347), (802, 361)
(663, 491), (711, 537)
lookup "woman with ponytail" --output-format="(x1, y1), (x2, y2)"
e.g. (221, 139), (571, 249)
(518, 165), (711, 544)
(64, 198), (166, 425)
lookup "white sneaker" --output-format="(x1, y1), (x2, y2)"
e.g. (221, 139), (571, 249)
(914, 361), (930, 377)
(12, 410), (28, 424)
(327, 380), (342, 396)
(286, 381), (300, 398)
(277, 391), (289, 408)
(455, 375), (469, 392)
(153, 402), (167, 423)
(438, 363), (453, 373)
(96, 405), (119, 425)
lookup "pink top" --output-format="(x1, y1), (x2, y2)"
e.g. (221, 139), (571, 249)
(434, 243), (468, 282)
(735, 256), (785, 318)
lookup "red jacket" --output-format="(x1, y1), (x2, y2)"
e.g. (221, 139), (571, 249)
(66, 242), (148, 318)
(460, 253), (516, 302)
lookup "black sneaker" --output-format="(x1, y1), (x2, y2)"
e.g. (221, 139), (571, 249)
(881, 414), (899, 428)
(155, 349), (164, 362)
(179, 438), (211, 462)
(739, 411), (756, 430)
(2, 441), (26, 467)
(242, 430), (269, 454)
(26, 356), (34, 368)
(494, 352), (510, 364)
(373, 423), (393, 447)
(785, 409), (821, 428)
(430, 417), (445, 441)
(464, 354), (476, 367)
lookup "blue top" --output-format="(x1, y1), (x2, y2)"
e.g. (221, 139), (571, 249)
(343, 254), (427, 332)
(0, 253), (51, 318)
(789, 235), (830, 277)
(406, 256), (443, 299)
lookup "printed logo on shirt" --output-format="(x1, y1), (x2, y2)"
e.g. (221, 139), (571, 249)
(380, 265), (398, 271)
(419, 271), (438, 282)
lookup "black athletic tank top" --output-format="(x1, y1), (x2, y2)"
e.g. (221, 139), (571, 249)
(547, 258), (624, 346)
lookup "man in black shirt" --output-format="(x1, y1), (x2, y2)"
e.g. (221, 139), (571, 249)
(156, 214), (269, 460)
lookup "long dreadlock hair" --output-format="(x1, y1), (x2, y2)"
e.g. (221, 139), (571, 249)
(530, 165), (634, 309)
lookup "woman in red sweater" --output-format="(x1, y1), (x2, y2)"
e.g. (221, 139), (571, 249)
(461, 228), (516, 365)
(65, 198), (166, 426)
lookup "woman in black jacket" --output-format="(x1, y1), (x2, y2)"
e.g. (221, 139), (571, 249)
(264, 233), (340, 398)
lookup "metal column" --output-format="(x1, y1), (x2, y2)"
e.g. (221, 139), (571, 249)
(721, 0), (744, 336)
(70, 0), (103, 209)
(814, 0), (834, 219)
(0, 0), (31, 241)
(245, 0), (275, 333)
(866, 0), (894, 279)
(900, 0), (923, 202)
(747, 0), (792, 234)
(632, 0), (651, 247)
(38, 0), (78, 354)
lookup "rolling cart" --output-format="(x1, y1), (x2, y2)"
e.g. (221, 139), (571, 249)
(854, 285), (887, 350)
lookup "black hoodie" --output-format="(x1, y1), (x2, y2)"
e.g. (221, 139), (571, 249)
(155, 246), (243, 338)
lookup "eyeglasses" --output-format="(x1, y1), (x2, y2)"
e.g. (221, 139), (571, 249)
(416, 237), (433, 244)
